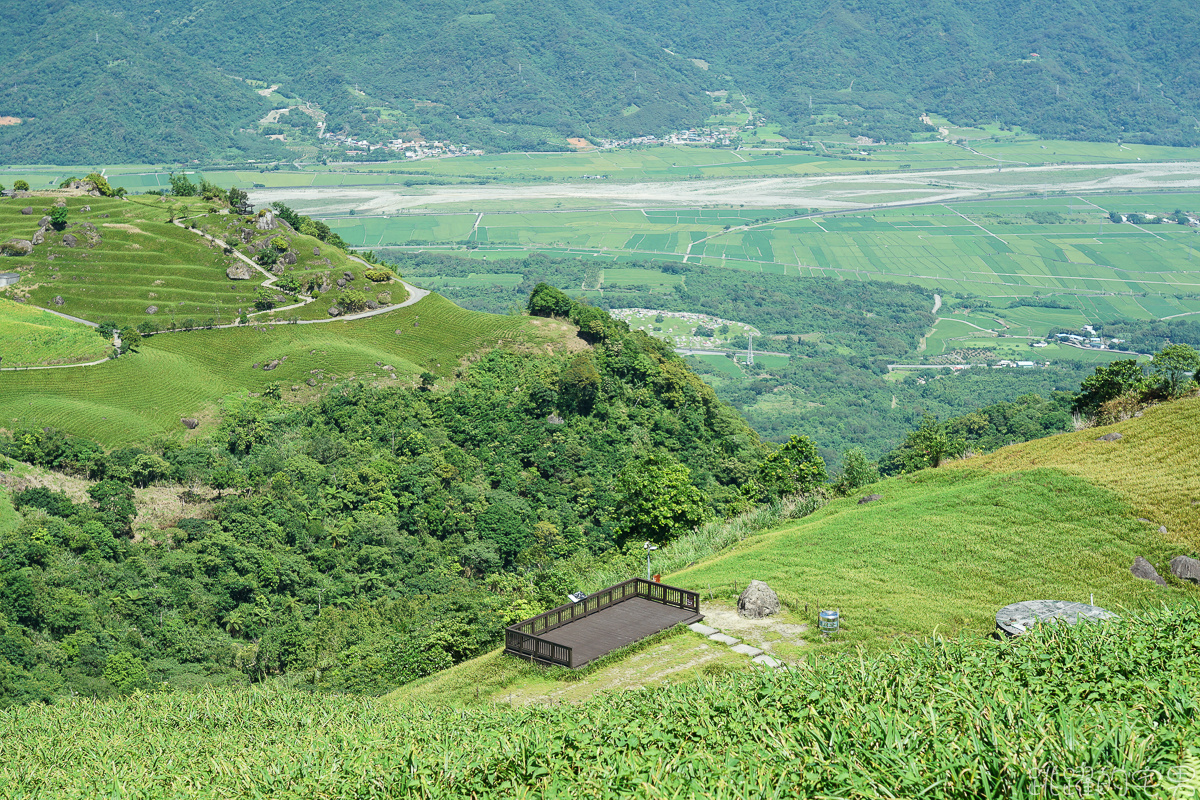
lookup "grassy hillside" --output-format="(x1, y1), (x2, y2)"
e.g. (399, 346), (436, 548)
(0, 296), (109, 367)
(0, 196), (375, 327)
(0, 293), (566, 445)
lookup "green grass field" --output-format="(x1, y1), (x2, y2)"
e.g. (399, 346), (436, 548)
(0, 294), (564, 445)
(0, 296), (109, 367)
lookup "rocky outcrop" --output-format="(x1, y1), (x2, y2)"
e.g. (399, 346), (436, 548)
(2, 239), (33, 256)
(38, 216), (51, 228)
(737, 580), (781, 619)
(262, 359), (280, 371)
(858, 493), (883, 504)
(254, 210), (277, 231)
(1131, 557), (1166, 586)
(31, 231), (44, 245)
(226, 263), (254, 280)
(146, 306), (158, 315)
(53, 296), (64, 306)
(343, 271), (355, 280)
(1096, 432), (1123, 442)
(336, 278), (347, 288)
(181, 418), (199, 430)
(1170, 556), (1200, 583)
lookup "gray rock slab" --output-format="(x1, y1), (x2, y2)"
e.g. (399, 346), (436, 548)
(1170, 555), (1200, 583)
(689, 623), (718, 636)
(996, 600), (1118, 637)
(730, 643), (764, 657)
(1131, 556), (1167, 586)
(708, 633), (740, 646)
(752, 654), (782, 668)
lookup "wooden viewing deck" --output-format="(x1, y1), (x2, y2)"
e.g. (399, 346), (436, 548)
(504, 578), (703, 669)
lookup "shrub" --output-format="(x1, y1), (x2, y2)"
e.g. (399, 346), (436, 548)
(270, 236), (289, 252)
(364, 269), (392, 282)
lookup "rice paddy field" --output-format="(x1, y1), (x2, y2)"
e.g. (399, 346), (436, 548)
(0, 294), (565, 446)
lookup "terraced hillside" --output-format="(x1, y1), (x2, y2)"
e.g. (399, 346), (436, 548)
(0, 293), (568, 445)
(0, 195), (372, 327)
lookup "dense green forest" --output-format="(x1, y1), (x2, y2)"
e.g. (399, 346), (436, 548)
(393, 251), (1093, 463)
(5, 0), (1198, 162)
(0, 298), (790, 703)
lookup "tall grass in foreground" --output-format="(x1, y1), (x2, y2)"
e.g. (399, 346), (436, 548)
(3, 605), (1198, 799)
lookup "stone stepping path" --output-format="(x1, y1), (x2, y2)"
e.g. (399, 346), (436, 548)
(689, 621), (785, 669)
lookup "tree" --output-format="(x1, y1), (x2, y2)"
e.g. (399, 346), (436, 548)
(755, 435), (829, 499)
(1073, 359), (1147, 414)
(419, 372), (437, 391)
(168, 173), (197, 197)
(832, 447), (879, 495)
(255, 248), (279, 268)
(228, 187), (252, 214)
(88, 479), (136, 536)
(883, 415), (966, 473)
(84, 172), (116, 197)
(615, 453), (709, 545)
(527, 282), (573, 317)
(49, 206), (68, 230)
(1150, 343), (1200, 398)
(103, 652), (149, 694)
(1108, 211), (1122, 224)
(340, 290), (369, 313)
(12, 180), (29, 192)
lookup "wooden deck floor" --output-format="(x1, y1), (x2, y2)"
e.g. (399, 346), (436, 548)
(535, 597), (704, 668)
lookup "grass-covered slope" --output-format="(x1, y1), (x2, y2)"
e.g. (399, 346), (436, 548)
(0, 196), (369, 327)
(5, 607), (1200, 798)
(948, 397), (1200, 549)
(0, 293), (563, 445)
(665, 399), (1200, 648)
(0, 296), (109, 367)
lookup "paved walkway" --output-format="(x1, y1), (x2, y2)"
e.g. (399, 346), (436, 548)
(687, 620), (786, 669)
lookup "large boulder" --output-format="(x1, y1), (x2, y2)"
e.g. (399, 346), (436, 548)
(1170, 556), (1200, 583)
(19, 207), (32, 215)
(61, 234), (78, 248)
(1131, 556), (1166, 586)
(1, 239), (33, 256)
(262, 359), (281, 371)
(145, 306), (158, 315)
(858, 493), (883, 505)
(181, 418), (199, 430)
(737, 580), (782, 619)
(1096, 432), (1123, 442)
(38, 216), (51, 228)
(254, 210), (277, 231)
(327, 306), (342, 317)
(226, 263), (254, 280)
(31, 231), (44, 245)
(281, 251), (297, 265)
(53, 295), (64, 306)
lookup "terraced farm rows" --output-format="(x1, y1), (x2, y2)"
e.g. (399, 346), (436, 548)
(0, 297), (109, 367)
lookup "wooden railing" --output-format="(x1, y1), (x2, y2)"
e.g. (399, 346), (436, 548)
(503, 578), (700, 668)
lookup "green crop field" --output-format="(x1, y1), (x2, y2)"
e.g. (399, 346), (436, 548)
(351, 193), (1200, 361)
(0, 297), (109, 367)
(0, 294), (563, 445)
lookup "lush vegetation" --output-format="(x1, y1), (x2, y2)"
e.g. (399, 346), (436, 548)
(4, 606), (1200, 797)
(0, 296), (795, 703)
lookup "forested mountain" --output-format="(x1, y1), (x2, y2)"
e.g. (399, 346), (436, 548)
(0, 3), (283, 164)
(3, 0), (1197, 162)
